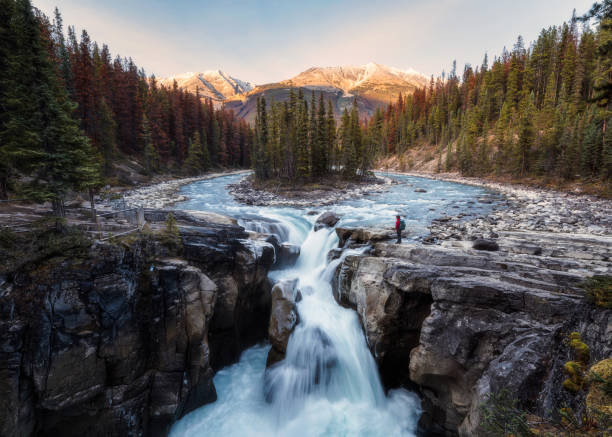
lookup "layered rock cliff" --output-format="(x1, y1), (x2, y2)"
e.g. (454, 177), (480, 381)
(333, 232), (612, 436)
(0, 211), (274, 437)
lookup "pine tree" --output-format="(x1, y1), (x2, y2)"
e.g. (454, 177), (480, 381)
(515, 93), (536, 176)
(184, 132), (206, 175)
(602, 117), (612, 178)
(580, 115), (601, 176)
(0, 0), (100, 213)
(142, 115), (159, 175)
(308, 91), (317, 174)
(581, 1), (612, 106)
(352, 101), (364, 175)
(314, 93), (327, 177)
(98, 98), (116, 176)
(296, 102), (310, 179)
(327, 100), (336, 172)
(51, 8), (73, 96)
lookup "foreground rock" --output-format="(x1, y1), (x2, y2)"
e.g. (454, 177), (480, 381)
(0, 211), (274, 437)
(266, 279), (299, 367)
(336, 226), (395, 246)
(333, 233), (612, 436)
(314, 211), (340, 231)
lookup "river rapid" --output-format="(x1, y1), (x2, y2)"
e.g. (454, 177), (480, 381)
(169, 173), (497, 437)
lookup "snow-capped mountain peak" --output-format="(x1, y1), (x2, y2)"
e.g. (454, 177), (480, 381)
(281, 63), (427, 96)
(160, 70), (253, 102)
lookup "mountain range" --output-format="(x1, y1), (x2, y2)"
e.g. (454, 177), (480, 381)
(162, 63), (428, 120)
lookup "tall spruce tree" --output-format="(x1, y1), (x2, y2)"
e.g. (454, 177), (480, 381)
(184, 132), (207, 175)
(0, 0), (100, 213)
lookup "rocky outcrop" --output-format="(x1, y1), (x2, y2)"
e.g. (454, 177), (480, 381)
(336, 227), (395, 247)
(266, 279), (299, 367)
(0, 211), (274, 437)
(314, 211), (340, 231)
(276, 243), (301, 269)
(334, 236), (612, 436)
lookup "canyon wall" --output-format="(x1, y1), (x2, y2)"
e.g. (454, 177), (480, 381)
(0, 213), (274, 437)
(333, 234), (611, 436)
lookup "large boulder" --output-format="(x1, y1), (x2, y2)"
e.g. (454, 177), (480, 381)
(266, 279), (299, 367)
(276, 243), (301, 269)
(314, 211), (340, 231)
(336, 227), (395, 246)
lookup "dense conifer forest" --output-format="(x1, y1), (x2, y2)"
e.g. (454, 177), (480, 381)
(3, 0), (612, 209)
(373, 6), (612, 189)
(251, 91), (372, 181)
(0, 0), (252, 210)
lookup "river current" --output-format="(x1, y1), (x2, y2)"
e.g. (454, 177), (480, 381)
(169, 172), (495, 437)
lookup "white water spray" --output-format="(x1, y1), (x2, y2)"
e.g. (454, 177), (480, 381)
(171, 217), (421, 437)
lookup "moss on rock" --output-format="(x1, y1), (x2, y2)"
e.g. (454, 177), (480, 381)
(586, 358), (612, 423)
(583, 275), (612, 309)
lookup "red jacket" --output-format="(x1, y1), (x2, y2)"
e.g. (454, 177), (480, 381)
(395, 217), (400, 230)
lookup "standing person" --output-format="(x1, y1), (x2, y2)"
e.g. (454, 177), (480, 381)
(395, 214), (402, 244)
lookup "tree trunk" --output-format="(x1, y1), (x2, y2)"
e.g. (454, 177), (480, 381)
(89, 188), (96, 220)
(51, 198), (66, 232)
(0, 175), (7, 200)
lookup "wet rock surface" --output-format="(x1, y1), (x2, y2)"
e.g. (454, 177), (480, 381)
(0, 211), (274, 437)
(314, 211), (340, 231)
(336, 226), (395, 247)
(266, 279), (299, 367)
(333, 177), (612, 437)
(335, 241), (611, 436)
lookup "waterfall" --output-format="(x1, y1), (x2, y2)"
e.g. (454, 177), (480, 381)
(171, 218), (422, 437)
(169, 171), (501, 436)
(265, 228), (385, 417)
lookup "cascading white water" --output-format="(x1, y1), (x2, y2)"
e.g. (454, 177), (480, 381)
(171, 218), (422, 437)
(171, 172), (498, 436)
(265, 229), (384, 415)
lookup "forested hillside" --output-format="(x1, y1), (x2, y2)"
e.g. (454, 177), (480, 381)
(0, 0), (252, 207)
(372, 7), (612, 192)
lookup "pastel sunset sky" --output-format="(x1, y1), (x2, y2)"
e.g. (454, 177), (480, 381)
(34, 0), (595, 83)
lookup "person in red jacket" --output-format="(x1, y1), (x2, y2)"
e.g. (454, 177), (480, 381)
(395, 214), (402, 244)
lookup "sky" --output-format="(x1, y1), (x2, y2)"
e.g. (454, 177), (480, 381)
(33, 0), (596, 85)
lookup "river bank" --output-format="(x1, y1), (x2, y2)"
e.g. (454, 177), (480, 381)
(117, 167), (611, 241)
(111, 169), (251, 209)
(3, 170), (610, 437)
(377, 170), (612, 239)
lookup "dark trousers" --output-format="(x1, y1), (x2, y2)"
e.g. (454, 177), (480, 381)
(396, 228), (402, 243)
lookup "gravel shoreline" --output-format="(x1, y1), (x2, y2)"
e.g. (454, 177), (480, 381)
(381, 170), (612, 241)
(113, 170), (250, 209)
(227, 175), (395, 207)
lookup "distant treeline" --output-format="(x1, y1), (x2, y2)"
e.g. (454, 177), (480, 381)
(44, 9), (252, 174)
(0, 0), (252, 210)
(252, 90), (376, 181)
(373, 5), (612, 183)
